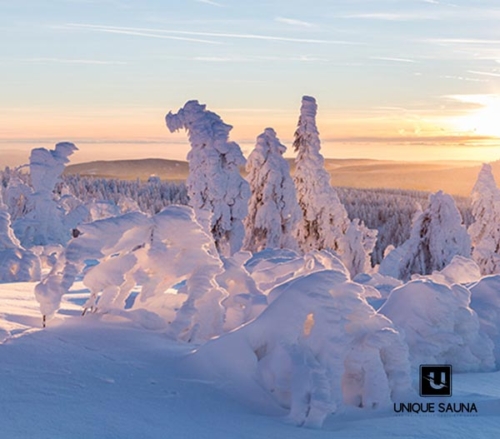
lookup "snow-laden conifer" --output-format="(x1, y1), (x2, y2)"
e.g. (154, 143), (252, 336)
(380, 190), (471, 281)
(293, 96), (376, 276)
(468, 164), (500, 274)
(166, 101), (250, 256)
(244, 128), (301, 252)
(14, 142), (81, 247)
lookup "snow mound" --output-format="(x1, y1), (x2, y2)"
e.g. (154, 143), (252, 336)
(380, 279), (495, 372)
(189, 269), (412, 428)
(416, 255), (482, 286)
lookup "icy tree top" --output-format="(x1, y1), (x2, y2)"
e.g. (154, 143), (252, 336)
(30, 142), (78, 193)
(254, 127), (286, 157)
(166, 100), (245, 165)
(472, 163), (500, 202)
(293, 96), (322, 161)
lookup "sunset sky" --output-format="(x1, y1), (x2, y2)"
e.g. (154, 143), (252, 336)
(1, 0), (500, 165)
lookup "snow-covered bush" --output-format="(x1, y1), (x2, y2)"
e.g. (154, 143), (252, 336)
(188, 269), (412, 428)
(379, 190), (471, 281)
(35, 205), (230, 341)
(166, 100), (250, 256)
(379, 279), (495, 372)
(0, 199), (40, 282)
(13, 142), (84, 248)
(293, 96), (376, 276)
(244, 128), (301, 252)
(468, 164), (500, 275)
(470, 275), (500, 365)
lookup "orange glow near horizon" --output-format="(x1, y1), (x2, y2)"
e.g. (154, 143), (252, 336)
(2, 99), (500, 165)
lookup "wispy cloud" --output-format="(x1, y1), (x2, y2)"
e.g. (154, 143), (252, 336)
(65, 23), (360, 45)
(370, 56), (417, 63)
(468, 70), (500, 78)
(14, 57), (127, 65)
(196, 0), (223, 7)
(340, 12), (435, 21)
(422, 38), (500, 45)
(440, 74), (490, 83)
(275, 17), (315, 27)
(63, 25), (222, 44)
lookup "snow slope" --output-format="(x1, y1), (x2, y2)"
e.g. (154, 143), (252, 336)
(1, 283), (499, 438)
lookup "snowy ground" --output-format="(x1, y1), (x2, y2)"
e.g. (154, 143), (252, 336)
(1, 283), (499, 439)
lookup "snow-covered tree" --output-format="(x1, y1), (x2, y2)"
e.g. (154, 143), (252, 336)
(243, 128), (301, 252)
(14, 142), (82, 247)
(0, 197), (40, 282)
(166, 100), (250, 256)
(189, 269), (412, 428)
(379, 190), (471, 281)
(380, 279), (494, 372)
(468, 163), (500, 275)
(293, 96), (376, 276)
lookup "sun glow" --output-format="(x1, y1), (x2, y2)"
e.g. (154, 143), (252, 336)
(449, 94), (500, 138)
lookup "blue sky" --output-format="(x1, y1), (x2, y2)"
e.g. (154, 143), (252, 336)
(1, 0), (500, 164)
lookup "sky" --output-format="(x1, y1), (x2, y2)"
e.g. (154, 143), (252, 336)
(1, 0), (500, 165)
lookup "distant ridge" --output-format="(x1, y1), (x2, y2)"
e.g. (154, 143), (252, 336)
(65, 157), (489, 196)
(65, 158), (189, 181)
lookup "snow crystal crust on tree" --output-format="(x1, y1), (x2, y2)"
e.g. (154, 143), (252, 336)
(244, 128), (301, 252)
(189, 269), (412, 428)
(166, 100), (250, 256)
(379, 190), (471, 281)
(380, 279), (494, 372)
(292, 96), (376, 276)
(468, 164), (500, 275)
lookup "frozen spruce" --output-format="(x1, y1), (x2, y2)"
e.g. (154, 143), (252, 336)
(293, 96), (377, 276)
(243, 128), (301, 252)
(13, 142), (81, 247)
(468, 164), (500, 275)
(166, 101), (250, 256)
(379, 190), (471, 281)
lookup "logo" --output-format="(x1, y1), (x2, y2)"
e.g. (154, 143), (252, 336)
(420, 364), (452, 397)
